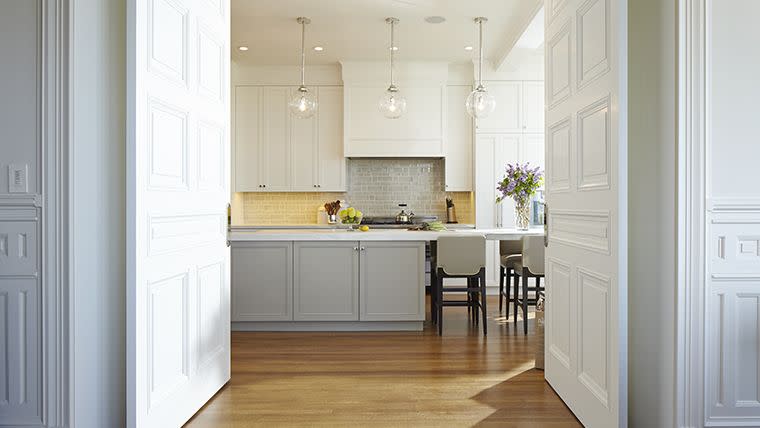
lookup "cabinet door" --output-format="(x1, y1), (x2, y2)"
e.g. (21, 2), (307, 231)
(317, 87), (346, 191)
(231, 242), (293, 321)
(291, 87), (318, 191)
(521, 133), (545, 171)
(234, 86), (262, 191)
(444, 85), (474, 191)
(260, 87), (291, 191)
(522, 81), (545, 133)
(475, 82), (522, 133)
(359, 241), (425, 321)
(294, 241), (359, 321)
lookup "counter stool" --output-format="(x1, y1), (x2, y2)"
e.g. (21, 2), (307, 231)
(433, 235), (487, 336)
(499, 239), (523, 320)
(513, 236), (546, 335)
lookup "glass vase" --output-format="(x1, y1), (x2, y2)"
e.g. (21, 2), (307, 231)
(514, 199), (531, 231)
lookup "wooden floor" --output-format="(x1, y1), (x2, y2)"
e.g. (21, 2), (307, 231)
(185, 296), (581, 428)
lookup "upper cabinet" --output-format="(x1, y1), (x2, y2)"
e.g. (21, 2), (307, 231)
(234, 86), (346, 192)
(444, 85), (474, 192)
(475, 81), (545, 134)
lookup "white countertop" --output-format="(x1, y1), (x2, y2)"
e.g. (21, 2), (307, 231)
(228, 227), (544, 242)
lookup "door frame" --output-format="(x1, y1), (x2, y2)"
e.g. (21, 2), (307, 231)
(34, 0), (72, 426)
(676, 0), (707, 426)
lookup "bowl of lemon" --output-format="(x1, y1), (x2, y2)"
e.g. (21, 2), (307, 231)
(339, 207), (363, 230)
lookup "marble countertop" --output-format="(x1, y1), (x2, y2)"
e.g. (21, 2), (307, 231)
(228, 227), (544, 242)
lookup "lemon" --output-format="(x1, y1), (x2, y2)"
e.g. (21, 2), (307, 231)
(360, 225), (370, 232)
(347, 207), (356, 217)
(356, 210), (363, 218)
(339, 209), (348, 219)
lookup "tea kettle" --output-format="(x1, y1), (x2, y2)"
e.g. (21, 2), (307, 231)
(395, 204), (414, 224)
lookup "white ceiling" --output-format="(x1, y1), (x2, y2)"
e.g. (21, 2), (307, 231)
(231, 0), (542, 67)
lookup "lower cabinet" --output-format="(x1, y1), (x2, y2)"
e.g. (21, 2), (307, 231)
(360, 241), (426, 321)
(293, 241), (359, 321)
(231, 240), (426, 325)
(231, 242), (293, 321)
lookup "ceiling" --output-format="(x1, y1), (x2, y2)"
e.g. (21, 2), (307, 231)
(231, 0), (542, 67)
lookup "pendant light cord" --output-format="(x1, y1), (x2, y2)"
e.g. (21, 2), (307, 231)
(474, 17), (487, 88)
(300, 18), (306, 86)
(390, 19), (395, 87)
(478, 19), (483, 87)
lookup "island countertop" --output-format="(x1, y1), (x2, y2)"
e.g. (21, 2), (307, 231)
(228, 227), (544, 242)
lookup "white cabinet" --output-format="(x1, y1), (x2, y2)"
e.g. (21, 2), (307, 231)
(316, 87), (346, 191)
(293, 242), (359, 321)
(234, 86), (261, 191)
(522, 82), (545, 133)
(360, 241), (426, 321)
(261, 87), (292, 191)
(231, 242), (293, 321)
(233, 86), (346, 192)
(475, 81), (545, 134)
(476, 82), (522, 132)
(290, 89), (317, 191)
(444, 85), (474, 191)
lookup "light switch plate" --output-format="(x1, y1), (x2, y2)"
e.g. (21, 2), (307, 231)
(8, 163), (28, 193)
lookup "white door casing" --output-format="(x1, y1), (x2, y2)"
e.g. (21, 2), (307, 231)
(127, 0), (231, 427)
(544, 0), (627, 426)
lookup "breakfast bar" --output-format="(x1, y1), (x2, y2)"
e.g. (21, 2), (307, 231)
(229, 227), (544, 332)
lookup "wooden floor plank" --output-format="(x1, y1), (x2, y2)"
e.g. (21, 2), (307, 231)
(185, 296), (581, 427)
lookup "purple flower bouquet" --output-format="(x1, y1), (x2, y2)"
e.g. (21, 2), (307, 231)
(496, 163), (544, 230)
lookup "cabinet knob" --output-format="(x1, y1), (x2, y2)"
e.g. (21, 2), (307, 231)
(360, 247), (365, 251)
(354, 247), (359, 251)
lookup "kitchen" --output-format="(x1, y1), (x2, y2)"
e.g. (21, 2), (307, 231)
(227, 4), (548, 334)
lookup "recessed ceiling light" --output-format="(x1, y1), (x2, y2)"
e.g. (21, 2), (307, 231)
(313, 46), (324, 52)
(237, 46), (249, 51)
(425, 16), (446, 24)
(464, 46), (473, 51)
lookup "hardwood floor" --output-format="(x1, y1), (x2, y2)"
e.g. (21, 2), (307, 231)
(185, 296), (581, 427)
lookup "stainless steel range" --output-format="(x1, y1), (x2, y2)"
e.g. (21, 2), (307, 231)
(360, 215), (438, 229)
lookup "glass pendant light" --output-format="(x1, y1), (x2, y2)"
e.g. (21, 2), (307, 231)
(466, 17), (496, 119)
(378, 17), (406, 119)
(289, 17), (318, 119)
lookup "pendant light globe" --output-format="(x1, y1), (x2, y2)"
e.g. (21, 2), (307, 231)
(378, 17), (406, 119)
(289, 17), (318, 118)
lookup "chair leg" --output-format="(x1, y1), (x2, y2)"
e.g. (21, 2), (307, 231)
(513, 272), (519, 323)
(480, 270), (488, 336)
(505, 268), (511, 321)
(437, 271), (444, 336)
(430, 267), (437, 325)
(499, 266), (505, 313)
(522, 268), (529, 335)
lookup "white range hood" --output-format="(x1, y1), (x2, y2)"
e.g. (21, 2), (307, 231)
(340, 61), (451, 158)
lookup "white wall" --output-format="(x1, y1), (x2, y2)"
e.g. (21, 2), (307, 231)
(628, 0), (677, 426)
(71, 0), (126, 426)
(709, 0), (760, 201)
(0, 1), (39, 195)
(702, 1), (760, 425)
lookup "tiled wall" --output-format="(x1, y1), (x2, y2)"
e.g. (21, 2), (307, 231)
(238, 159), (474, 225)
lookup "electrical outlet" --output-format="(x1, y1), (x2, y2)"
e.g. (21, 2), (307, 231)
(8, 164), (28, 193)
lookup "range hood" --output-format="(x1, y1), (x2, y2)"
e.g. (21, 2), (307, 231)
(340, 61), (451, 158)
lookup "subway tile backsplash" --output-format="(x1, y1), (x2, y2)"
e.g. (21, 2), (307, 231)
(239, 158), (474, 225)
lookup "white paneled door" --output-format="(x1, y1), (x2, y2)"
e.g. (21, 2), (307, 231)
(127, 0), (230, 427)
(544, 0), (627, 426)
